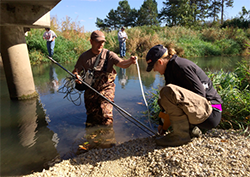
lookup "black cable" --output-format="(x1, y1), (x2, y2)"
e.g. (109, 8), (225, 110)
(58, 76), (83, 106)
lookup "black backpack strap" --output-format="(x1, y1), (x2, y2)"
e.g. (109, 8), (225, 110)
(103, 50), (109, 72)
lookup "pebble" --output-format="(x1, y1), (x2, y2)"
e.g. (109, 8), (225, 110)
(23, 129), (250, 177)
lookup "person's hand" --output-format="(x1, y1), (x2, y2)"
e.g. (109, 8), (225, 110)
(158, 125), (166, 135)
(73, 72), (82, 84)
(130, 56), (137, 64)
(158, 125), (163, 135)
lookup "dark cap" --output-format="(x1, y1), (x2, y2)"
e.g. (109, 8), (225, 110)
(146, 45), (168, 72)
(90, 30), (106, 42)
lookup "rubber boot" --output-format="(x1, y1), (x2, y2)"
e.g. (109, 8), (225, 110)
(155, 116), (191, 147)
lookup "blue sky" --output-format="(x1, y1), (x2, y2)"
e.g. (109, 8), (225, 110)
(50, 0), (250, 32)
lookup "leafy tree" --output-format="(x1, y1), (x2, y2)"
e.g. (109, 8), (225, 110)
(178, 0), (197, 26)
(207, 0), (233, 24)
(159, 0), (189, 26)
(96, 18), (107, 30)
(137, 0), (159, 26)
(96, 0), (137, 30)
(193, 0), (210, 22)
(105, 9), (120, 30)
(208, 0), (221, 22)
(96, 9), (120, 30)
(159, 0), (177, 26)
(160, 0), (209, 27)
(239, 6), (250, 20)
(116, 0), (134, 27)
(128, 8), (138, 27)
(220, 0), (234, 23)
(221, 6), (250, 29)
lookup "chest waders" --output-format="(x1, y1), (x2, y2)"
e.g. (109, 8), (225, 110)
(84, 70), (117, 126)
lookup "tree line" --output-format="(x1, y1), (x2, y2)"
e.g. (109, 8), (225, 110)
(96, 0), (159, 30)
(96, 0), (250, 30)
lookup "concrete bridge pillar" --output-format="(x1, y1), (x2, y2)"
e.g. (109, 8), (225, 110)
(0, 0), (61, 100)
(1, 26), (38, 100)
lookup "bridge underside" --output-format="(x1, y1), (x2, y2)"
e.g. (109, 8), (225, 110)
(0, 0), (61, 100)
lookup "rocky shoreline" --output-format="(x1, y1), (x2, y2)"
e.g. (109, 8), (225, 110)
(24, 129), (250, 177)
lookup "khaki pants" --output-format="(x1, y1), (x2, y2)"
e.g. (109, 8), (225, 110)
(159, 84), (212, 125)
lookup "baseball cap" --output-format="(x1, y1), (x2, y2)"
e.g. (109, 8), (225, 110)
(146, 45), (168, 72)
(90, 30), (106, 42)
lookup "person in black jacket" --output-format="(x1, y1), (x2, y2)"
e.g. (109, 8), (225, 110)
(146, 45), (223, 147)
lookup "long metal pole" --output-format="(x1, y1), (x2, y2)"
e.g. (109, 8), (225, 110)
(47, 56), (156, 136)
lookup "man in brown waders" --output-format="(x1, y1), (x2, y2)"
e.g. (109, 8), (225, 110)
(72, 30), (137, 127)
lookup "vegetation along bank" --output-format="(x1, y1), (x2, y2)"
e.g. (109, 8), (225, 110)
(26, 25), (250, 65)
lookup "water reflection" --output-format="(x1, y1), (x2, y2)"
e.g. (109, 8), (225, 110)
(118, 68), (128, 89)
(189, 56), (244, 72)
(77, 125), (116, 154)
(0, 97), (59, 176)
(0, 66), (59, 176)
(49, 65), (59, 93)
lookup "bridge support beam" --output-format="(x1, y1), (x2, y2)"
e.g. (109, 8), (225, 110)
(0, 26), (38, 100)
(0, 0), (60, 100)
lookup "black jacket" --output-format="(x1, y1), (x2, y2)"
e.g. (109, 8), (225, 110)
(164, 55), (222, 104)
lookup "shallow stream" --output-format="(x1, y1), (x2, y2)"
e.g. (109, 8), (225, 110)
(0, 56), (244, 176)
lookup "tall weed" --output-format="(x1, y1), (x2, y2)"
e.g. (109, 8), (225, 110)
(209, 65), (250, 129)
(103, 30), (119, 54)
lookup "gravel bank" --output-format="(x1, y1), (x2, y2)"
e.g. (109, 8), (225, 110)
(24, 129), (250, 177)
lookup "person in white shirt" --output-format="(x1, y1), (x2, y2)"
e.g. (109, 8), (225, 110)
(43, 28), (57, 57)
(117, 26), (128, 58)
